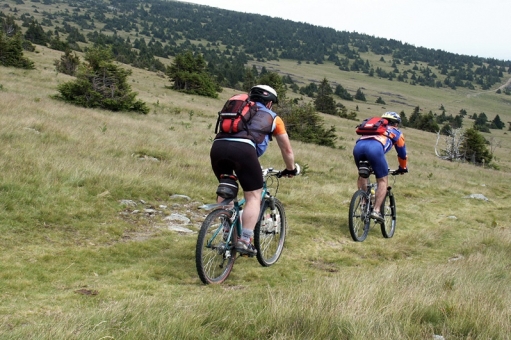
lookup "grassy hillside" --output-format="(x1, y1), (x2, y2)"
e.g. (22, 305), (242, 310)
(1, 45), (511, 339)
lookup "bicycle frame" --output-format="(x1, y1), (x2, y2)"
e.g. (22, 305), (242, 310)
(348, 165), (398, 242)
(200, 168), (281, 246)
(196, 167), (288, 284)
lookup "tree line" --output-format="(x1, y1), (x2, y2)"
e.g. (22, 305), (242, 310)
(1, 0), (505, 166)
(1, 0), (510, 91)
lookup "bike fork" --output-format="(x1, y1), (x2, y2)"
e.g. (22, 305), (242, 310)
(268, 196), (279, 233)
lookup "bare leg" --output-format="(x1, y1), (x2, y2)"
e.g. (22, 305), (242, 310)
(373, 176), (388, 214)
(357, 176), (368, 191)
(234, 188), (262, 255)
(241, 189), (262, 231)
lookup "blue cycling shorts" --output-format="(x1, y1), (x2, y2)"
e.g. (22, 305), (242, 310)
(353, 139), (388, 179)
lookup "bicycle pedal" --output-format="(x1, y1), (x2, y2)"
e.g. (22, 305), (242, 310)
(238, 252), (255, 258)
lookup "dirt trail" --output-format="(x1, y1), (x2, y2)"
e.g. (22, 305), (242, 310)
(466, 76), (511, 98)
(498, 76), (511, 90)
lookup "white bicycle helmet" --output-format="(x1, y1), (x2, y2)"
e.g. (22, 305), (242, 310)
(381, 111), (401, 124)
(249, 85), (278, 104)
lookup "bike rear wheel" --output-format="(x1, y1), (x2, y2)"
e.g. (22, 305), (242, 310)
(195, 209), (236, 284)
(380, 190), (396, 238)
(349, 190), (371, 242)
(254, 198), (286, 267)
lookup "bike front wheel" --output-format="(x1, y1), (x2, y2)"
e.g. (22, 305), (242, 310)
(380, 190), (396, 238)
(348, 190), (371, 242)
(254, 198), (286, 267)
(195, 209), (236, 284)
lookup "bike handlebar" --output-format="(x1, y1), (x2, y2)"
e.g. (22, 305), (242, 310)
(273, 163), (301, 178)
(389, 169), (407, 176)
(201, 164), (300, 210)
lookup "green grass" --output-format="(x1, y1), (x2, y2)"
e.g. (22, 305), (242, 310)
(0, 45), (511, 339)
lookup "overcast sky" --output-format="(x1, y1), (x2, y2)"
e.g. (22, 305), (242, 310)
(179, 0), (510, 61)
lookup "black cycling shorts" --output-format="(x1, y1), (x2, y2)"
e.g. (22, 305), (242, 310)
(210, 140), (263, 192)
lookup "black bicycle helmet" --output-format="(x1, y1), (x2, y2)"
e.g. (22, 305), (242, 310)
(381, 111), (401, 124)
(249, 85), (278, 104)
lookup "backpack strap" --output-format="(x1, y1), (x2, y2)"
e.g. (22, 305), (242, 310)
(214, 111), (221, 134)
(240, 101), (257, 137)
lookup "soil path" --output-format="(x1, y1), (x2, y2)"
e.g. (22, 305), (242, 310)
(498, 76), (511, 90)
(467, 77), (511, 98)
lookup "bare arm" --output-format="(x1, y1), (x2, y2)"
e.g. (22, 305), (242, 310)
(274, 133), (295, 170)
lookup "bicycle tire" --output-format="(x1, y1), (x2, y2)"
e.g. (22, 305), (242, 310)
(254, 198), (286, 267)
(348, 190), (371, 242)
(380, 190), (396, 238)
(195, 209), (236, 284)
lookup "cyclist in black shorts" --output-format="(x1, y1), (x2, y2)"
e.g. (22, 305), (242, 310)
(210, 85), (298, 256)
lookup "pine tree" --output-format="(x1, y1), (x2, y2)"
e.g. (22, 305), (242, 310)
(375, 96), (386, 104)
(416, 111), (440, 133)
(0, 31), (34, 69)
(166, 50), (219, 98)
(242, 67), (257, 92)
(54, 50), (80, 76)
(258, 71), (286, 102)
(462, 128), (492, 164)
(314, 78), (337, 115)
(354, 88), (366, 101)
(300, 82), (318, 98)
(474, 112), (488, 126)
(24, 20), (49, 46)
(1, 15), (20, 37)
(399, 110), (409, 126)
(408, 106), (421, 128)
(490, 114), (505, 129)
(334, 84), (353, 101)
(474, 112), (490, 132)
(278, 102), (336, 147)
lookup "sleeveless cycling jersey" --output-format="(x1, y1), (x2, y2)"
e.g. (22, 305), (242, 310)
(215, 102), (281, 157)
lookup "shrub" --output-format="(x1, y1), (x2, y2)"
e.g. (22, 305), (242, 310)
(54, 46), (149, 114)
(54, 50), (80, 76)
(278, 101), (337, 148)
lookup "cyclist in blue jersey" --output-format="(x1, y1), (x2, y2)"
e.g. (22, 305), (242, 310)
(210, 85), (298, 255)
(353, 111), (408, 222)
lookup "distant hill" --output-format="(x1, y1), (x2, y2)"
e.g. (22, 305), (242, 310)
(2, 0), (510, 92)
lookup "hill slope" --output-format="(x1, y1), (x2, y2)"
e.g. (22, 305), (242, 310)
(1, 42), (511, 338)
(2, 0), (511, 92)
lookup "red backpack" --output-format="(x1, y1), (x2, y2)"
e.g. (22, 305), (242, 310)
(356, 117), (390, 136)
(215, 94), (258, 135)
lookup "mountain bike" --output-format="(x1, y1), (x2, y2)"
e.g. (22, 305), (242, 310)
(348, 162), (399, 242)
(195, 165), (300, 284)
